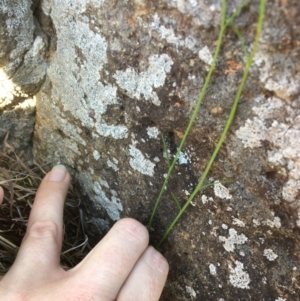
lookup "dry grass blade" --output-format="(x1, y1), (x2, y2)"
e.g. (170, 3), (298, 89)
(1, 168), (14, 216)
(0, 235), (18, 253)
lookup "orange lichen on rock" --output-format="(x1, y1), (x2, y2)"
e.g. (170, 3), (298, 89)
(224, 60), (243, 74)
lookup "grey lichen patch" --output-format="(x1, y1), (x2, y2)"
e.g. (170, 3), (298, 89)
(147, 13), (198, 52)
(219, 228), (248, 252)
(99, 179), (109, 189)
(146, 126), (159, 139)
(185, 286), (197, 299)
(263, 216), (281, 229)
(263, 248), (278, 261)
(252, 216), (282, 229)
(107, 159), (119, 172)
(201, 194), (214, 204)
(214, 181), (232, 200)
(93, 180), (123, 221)
(236, 97), (300, 204)
(95, 121), (128, 139)
(114, 54), (173, 106)
(209, 263), (217, 275)
(93, 150), (101, 160)
(254, 47), (300, 101)
(177, 151), (191, 165)
(129, 143), (155, 176)
(232, 218), (246, 227)
(45, 0), (128, 139)
(167, 0), (222, 27)
(198, 46), (213, 65)
(229, 261), (250, 289)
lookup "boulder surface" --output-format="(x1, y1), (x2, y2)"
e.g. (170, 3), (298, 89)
(1, 0), (300, 300)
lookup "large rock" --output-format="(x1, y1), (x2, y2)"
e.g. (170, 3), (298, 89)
(2, 0), (300, 300)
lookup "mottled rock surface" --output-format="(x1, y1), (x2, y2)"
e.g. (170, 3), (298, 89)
(0, 0), (47, 152)
(1, 0), (300, 300)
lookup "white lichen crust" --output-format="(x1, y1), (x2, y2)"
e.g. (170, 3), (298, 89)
(209, 263), (217, 275)
(198, 46), (213, 65)
(214, 181), (232, 200)
(229, 261), (250, 289)
(219, 228), (248, 252)
(45, 0), (128, 139)
(263, 249), (278, 261)
(129, 144), (155, 176)
(236, 97), (300, 204)
(114, 54), (173, 106)
(185, 286), (197, 298)
(232, 218), (246, 227)
(146, 126), (159, 139)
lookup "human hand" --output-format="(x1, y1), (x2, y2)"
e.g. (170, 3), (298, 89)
(0, 165), (168, 301)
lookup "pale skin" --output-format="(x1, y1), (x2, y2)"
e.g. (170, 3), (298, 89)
(0, 165), (169, 301)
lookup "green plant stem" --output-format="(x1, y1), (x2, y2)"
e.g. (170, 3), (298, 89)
(147, 0), (228, 230)
(157, 0), (266, 247)
(225, 0), (250, 26)
(230, 24), (249, 60)
(171, 192), (181, 210)
(161, 135), (171, 168)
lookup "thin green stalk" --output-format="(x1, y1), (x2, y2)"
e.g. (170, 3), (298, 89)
(161, 135), (171, 168)
(147, 0), (228, 229)
(225, 0), (250, 26)
(162, 136), (182, 209)
(171, 192), (181, 210)
(157, 0), (267, 246)
(230, 24), (249, 60)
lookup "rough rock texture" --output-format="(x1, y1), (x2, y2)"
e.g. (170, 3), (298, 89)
(1, 0), (300, 300)
(0, 0), (47, 152)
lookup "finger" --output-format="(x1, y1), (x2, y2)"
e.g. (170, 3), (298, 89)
(4, 165), (70, 285)
(70, 218), (149, 300)
(117, 246), (169, 301)
(0, 186), (3, 205)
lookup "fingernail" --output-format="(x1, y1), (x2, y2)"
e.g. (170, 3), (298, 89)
(48, 165), (67, 182)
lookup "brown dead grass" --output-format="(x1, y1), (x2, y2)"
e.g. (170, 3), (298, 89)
(0, 135), (89, 275)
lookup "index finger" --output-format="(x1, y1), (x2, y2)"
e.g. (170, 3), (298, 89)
(27, 164), (70, 232)
(4, 165), (71, 286)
